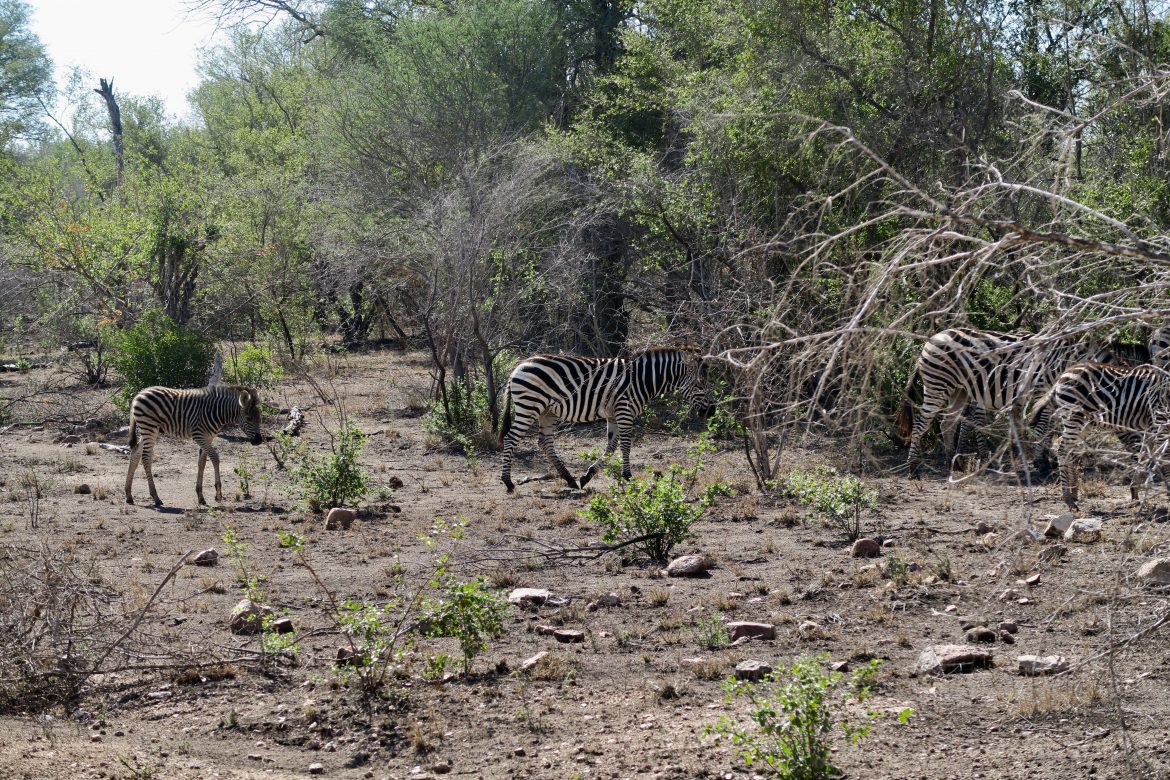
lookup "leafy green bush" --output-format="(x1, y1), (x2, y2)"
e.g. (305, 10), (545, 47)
(583, 438), (730, 564)
(705, 655), (911, 778)
(421, 577), (510, 675)
(779, 466), (877, 541)
(292, 425), (369, 511)
(423, 376), (496, 454)
(225, 345), (284, 390)
(108, 310), (216, 411)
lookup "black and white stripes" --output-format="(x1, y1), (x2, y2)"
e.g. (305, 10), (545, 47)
(898, 328), (1100, 475)
(125, 384), (264, 507)
(1035, 363), (1170, 511)
(498, 347), (713, 492)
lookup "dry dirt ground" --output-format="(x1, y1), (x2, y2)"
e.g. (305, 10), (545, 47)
(3, 348), (1170, 780)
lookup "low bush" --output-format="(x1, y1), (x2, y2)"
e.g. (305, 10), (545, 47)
(291, 425), (369, 512)
(779, 466), (878, 541)
(108, 310), (216, 411)
(225, 345), (284, 390)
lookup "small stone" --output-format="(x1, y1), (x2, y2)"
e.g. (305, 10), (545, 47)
(553, 629), (585, 644)
(432, 761), (451, 775)
(602, 592), (621, 607)
(974, 520), (994, 535)
(958, 615), (991, 631)
(1064, 519), (1102, 543)
(980, 532), (1000, 548)
(272, 617), (295, 634)
(308, 763), (324, 775)
(324, 742), (337, 752)
(335, 647), (362, 667)
(999, 631), (1016, 644)
(798, 620), (821, 634)
(830, 660), (850, 672)
(229, 599), (273, 635)
(734, 660), (773, 682)
(512, 748), (526, 757)
(727, 622), (775, 641)
(850, 538), (881, 558)
(1044, 513), (1075, 538)
(917, 644), (994, 675)
(998, 621), (1018, 634)
(666, 554), (713, 577)
(73, 483), (91, 495)
(1024, 573), (1041, 587)
(90, 735), (102, 743)
(247, 754), (262, 761)
(520, 652), (549, 672)
(1137, 558), (1170, 586)
(190, 548), (219, 566)
(324, 507), (356, 530)
(964, 626), (997, 643)
(1018, 655), (1069, 676)
(508, 588), (553, 606)
(386, 476), (404, 489)
(882, 538), (896, 548)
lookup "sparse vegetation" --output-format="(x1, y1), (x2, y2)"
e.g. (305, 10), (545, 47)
(779, 467), (878, 542)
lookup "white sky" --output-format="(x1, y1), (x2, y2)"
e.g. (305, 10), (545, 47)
(27, 0), (226, 121)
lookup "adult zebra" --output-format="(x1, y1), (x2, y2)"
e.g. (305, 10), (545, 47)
(1032, 363), (1170, 511)
(894, 328), (1147, 476)
(498, 346), (714, 493)
(125, 384), (265, 507)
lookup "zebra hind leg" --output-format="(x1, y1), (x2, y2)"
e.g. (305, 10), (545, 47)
(538, 423), (578, 489)
(125, 442), (143, 504)
(142, 441), (163, 507)
(196, 447), (209, 506)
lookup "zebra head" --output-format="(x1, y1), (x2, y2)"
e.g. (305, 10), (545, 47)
(237, 387), (264, 445)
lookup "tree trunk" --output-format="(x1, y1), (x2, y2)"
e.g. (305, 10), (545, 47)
(94, 79), (123, 189)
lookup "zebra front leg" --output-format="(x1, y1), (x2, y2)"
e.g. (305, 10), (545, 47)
(196, 448), (209, 506)
(907, 391), (957, 477)
(1057, 424), (1081, 512)
(579, 421), (618, 488)
(537, 424), (578, 489)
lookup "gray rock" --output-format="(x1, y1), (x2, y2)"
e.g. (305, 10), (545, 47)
(1136, 558), (1170, 586)
(73, 483), (91, 495)
(229, 599), (273, 635)
(727, 622), (775, 641)
(324, 507), (356, 530)
(665, 554), (713, 577)
(308, 763), (324, 775)
(964, 626), (998, 643)
(974, 520), (994, 535)
(508, 588), (553, 606)
(1044, 513), (1076, 538)
(1018, 654), (1069, 676)
(519, 651), (549, 672)
(190, 548), (219, 566)
(734, 660), (773, 682)
(1064, 519), (1102, 543)
(997, 621), (1018, 634)
(272, 617), (295, 634)
(552, 629), (585, 644)
(917, 644), (994, 675)
(850, 538), (881, 558)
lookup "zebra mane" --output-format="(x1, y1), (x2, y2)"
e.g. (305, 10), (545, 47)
(632, 344), (704, 358)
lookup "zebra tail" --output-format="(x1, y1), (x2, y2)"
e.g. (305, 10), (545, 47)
(1029, 384), (1058, 429)
(498, 387), (513, 448)
(892, 367), (919, 448)
(128, 416), (138, 450)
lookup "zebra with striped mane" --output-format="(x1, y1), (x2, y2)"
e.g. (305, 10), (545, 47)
(125, 384), (265, 507)
(1032, 363), (1170, 511)
(498, 346), (714, 493)
(894, 327), (1147, 475)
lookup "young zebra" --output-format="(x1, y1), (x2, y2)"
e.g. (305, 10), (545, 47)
(1033, 363), (1170, 511)
(894, 328), (1142, 476)
(125, 384), (265, 507)
(498, 346), (714, 493)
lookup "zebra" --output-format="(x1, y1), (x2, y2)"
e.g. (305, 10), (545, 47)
(1031, 363), (1170, 511)
(1151, 325), (1170, 365)
(498, 346), (714, 493)
(894, 328), (1147, 476)
(125, 384), (265, 507)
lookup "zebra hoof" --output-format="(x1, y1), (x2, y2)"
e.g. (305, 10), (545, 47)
(125, 496), (134, 505)
(579, 471), (594, 488)
(502, 478), (515, 494)
(562, 474), (580, 490)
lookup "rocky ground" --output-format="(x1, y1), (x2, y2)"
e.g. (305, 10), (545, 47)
(2, 348), (1170, 780)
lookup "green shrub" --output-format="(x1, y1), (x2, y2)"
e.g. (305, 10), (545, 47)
(423, 376), (496, 454)
(583, 437), (730, 564)
(108, 310), (216, 411)
(225, 345), (284, 390)
(292, 425), (369, 511)
(779, 466), (877, 541)
(705, 655), (912, 778)
(420, 576), (510, 675)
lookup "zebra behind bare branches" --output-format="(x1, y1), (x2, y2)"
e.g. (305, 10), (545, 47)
(1032, 363), (1170, 511)
(125, 384), (265, 507)
(498, 346), (714, 493)
(894, 328), (1148, 475)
